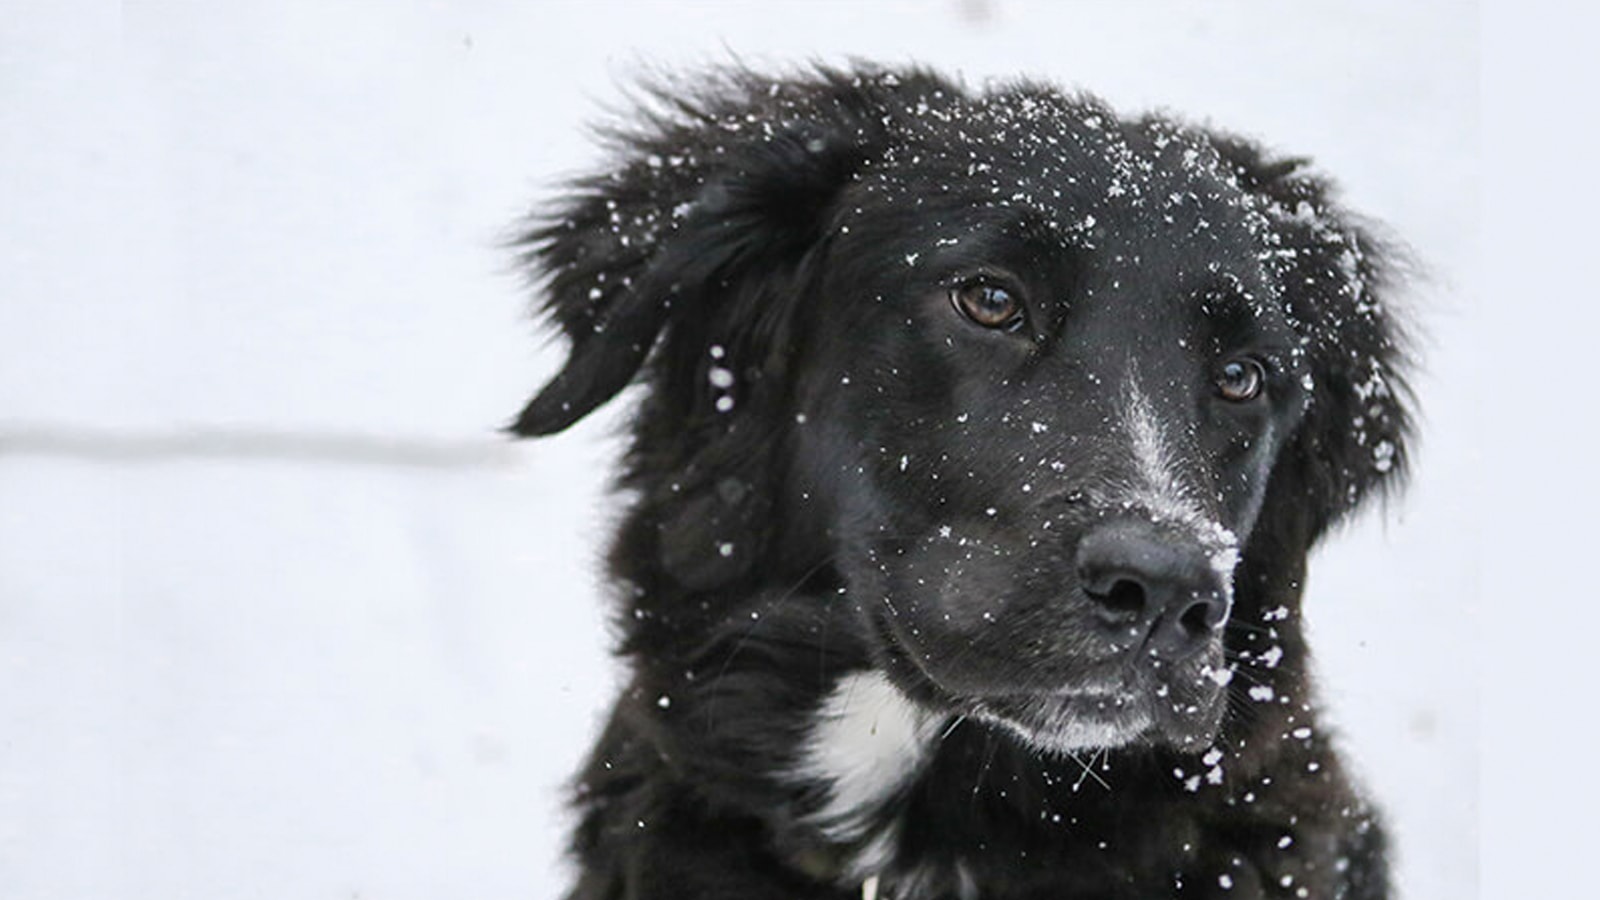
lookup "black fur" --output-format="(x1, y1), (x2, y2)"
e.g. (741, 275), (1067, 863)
(512, 64), (1411, 900)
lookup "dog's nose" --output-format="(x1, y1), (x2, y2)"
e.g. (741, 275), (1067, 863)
(1075, 522), (1230, 660)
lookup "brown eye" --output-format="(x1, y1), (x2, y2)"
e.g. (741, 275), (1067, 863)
(1216, 358), (1266, 402)
(951, 280), (1025, 330)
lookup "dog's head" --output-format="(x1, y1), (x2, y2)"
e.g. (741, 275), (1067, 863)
(513, 67), (1410, 756)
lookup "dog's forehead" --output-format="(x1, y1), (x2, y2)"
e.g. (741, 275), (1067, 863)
(865, 96), (1275, 280)
(889, 98), (1255, 216)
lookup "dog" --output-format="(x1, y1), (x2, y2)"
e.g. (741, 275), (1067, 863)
(511, 64), (1410, 900)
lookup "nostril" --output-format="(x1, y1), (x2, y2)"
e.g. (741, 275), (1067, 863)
(1178, 595), (1227, 637)
(1102, 578), (1146, 619)
(1083, 574), (1148, 626)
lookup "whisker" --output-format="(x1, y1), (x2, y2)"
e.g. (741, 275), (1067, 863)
(940, 715), (967, 742)
(971, 727), (1000, 801)
(1223, 620), (1281, 639)
(1069, 747), (1110, 792)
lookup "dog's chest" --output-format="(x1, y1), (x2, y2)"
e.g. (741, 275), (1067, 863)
(787, 671), (943, 880)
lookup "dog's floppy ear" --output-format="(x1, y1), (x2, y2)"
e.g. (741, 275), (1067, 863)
(1214, 138), (1415, 546)
(508, 67), (923, 437)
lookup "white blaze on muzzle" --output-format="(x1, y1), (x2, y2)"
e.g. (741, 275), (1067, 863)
(1121, 381), (1241, 586)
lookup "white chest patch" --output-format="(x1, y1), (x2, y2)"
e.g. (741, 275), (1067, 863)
(790, 670), (940, 864)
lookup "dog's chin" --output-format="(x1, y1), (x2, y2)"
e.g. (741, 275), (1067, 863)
(869, 612), (1226, 754)
(966, 688), (1225, 756)
(971, 693), (1156, 755)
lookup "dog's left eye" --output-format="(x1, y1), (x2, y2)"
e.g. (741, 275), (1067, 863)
(1215, 358), (1266, 402)
(951, 279), (1025, 331)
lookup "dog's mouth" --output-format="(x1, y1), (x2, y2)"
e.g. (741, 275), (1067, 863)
(963, 674), (1227, 754)
(870, 612), (1226, 754)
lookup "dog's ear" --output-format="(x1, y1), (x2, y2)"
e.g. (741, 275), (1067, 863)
(510, 67), (952, 588)
(508, 68), (929, 437)
(1213, 138), (1415, 546)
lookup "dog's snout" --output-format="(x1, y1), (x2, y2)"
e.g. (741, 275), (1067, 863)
(1076, 523), (1230, 660)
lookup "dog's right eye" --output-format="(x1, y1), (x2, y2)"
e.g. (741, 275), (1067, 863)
(951, 279), (1025, 331)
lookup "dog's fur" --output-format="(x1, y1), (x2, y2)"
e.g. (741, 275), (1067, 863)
(512, 65), (1410, 900)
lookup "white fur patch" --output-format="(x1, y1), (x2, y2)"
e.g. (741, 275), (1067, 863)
(792, 671), (939, 850)
(1121, 382), (1240, 583)
(1125, 383), (1198, 523)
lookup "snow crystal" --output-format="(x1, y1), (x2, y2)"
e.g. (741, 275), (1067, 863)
(1248, 685), (1276, 702)
(708, 366), (734, 389)
(1372, 440), (1396, 473)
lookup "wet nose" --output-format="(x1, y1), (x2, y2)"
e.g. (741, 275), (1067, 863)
(1075, 522), (1231, 660)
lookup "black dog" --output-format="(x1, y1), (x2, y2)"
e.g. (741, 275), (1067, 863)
(512, 64), (1410, 900)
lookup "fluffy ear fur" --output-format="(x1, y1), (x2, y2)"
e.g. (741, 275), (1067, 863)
(510, 67), (954, 587)
(1212, 137), (1415, 548)
(509, 67), (946, 437)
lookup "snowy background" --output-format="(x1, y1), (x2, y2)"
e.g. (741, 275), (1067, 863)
(0, 2), (1478, 898)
